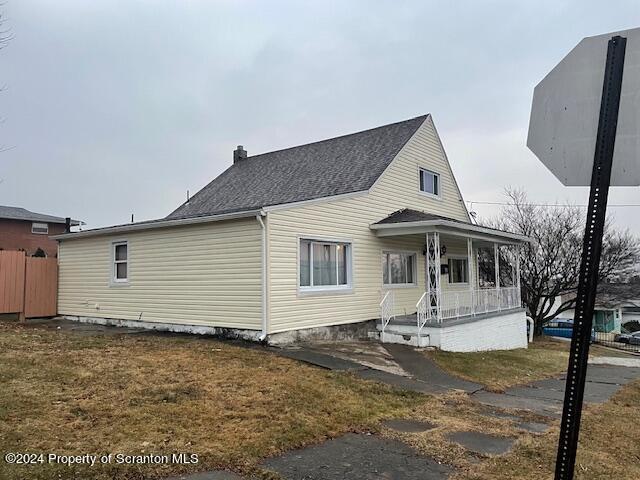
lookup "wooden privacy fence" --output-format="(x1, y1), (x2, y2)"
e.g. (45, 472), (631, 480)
(0, 250), (58, 319)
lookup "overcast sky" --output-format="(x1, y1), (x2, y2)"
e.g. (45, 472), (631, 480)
(1, 1), (639, 234)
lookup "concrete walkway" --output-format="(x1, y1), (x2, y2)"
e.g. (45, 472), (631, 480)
(383, 344), (482, 392)
(278, 345), (459, 395)
(471, 364), (640, 417)
(589, 355), (640, 368)
(280, 343), (481, 394)
(262, 433), (452, 479)
(277, 342), (640, 420)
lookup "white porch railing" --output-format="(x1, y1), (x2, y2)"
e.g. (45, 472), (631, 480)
(380, 291), (395, 334)
(439, 286), (521, 321)
(416, 291), (429, 340)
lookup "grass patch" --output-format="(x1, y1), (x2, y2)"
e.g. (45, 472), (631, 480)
(461, 380), (640, 480)
(0, 322), (421, 480)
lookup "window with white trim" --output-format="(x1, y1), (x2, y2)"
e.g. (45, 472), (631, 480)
(382, 252), (417, 285)
(419, 168), (440, 196)
(299, 239), (351, 289)
(112, 242), (128, 282)
(31, 222), (49, 234)
(448, 257), (468, 284)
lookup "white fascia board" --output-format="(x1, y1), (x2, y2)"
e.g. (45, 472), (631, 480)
(53, 209), (263, 241)
(370, 220), (531, 244)
(262, 190), (368, 212)
(428, 116), (473, 222)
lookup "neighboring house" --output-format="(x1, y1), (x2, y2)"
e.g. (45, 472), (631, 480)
(54, 115), (529, 352)
(0, 206), (81, 257)
(558, 283), (640, 334)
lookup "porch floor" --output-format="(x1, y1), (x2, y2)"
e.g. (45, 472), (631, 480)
(384, 307), (525, 329)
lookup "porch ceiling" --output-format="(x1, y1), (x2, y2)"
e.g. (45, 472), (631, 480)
(370, 209), (530, 245)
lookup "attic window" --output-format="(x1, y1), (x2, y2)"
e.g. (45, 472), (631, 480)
(419, 168), (440, 197)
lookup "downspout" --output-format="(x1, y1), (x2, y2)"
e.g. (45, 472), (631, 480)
(256, 212), (268, 342)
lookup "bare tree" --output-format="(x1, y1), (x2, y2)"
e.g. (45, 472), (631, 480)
(483, 188), (640, 335)
(0, 4), (11, 50)
(0, 6), (11, 157)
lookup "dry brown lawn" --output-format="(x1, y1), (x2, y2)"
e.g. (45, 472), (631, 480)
(0, 322), (420, 480)
(426, 337), (612, 392)
(1, 322), (637, 480)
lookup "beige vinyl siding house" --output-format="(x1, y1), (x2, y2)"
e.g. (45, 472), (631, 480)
(55, 114), (530, 351)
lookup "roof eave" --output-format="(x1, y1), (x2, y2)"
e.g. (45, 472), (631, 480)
(53, 209), (263, 241)
(0, 216), (82, 225)
(370, 219), (532, 244)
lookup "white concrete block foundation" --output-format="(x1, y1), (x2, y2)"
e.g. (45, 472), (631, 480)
(428, 310), (528, 352)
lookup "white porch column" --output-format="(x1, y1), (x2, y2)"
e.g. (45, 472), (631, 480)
(426, 232), (441, 322)
(516, 245), (522, 306)
(425, 233), (430, 302)
(494, 243), (501, 310)
(467, 238), (475, 316)
(494, 243), (500, 289)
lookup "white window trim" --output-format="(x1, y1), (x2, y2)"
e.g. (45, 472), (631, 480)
(110, 240), (130, 286)
(382, 250), (419, 288)
(447, 255), (469, 285)
(297, 236), (353, 294)
(418, 167), (442, 200)
(31, 222), (49, 235)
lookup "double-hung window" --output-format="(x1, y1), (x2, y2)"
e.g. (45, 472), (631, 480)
(382, 252), (416, 286)
(112, 241), (128, 283)
(448, 257), (469, 284)
(419, 168), (440, 197)
(299, 239), (351, 290)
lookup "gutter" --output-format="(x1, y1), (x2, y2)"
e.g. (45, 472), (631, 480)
(370, 219), (532, 243)
(52, 209), (262, 240)
(256, 211), (268, 342)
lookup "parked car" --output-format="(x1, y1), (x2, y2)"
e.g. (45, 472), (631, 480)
(543, 318), (575, 338)
(614, 331), (640, 345)
(543, 318), (596, 341)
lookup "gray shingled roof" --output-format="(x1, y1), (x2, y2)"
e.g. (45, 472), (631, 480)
(374, 208), (526, 239)
(167, 115), (428, 219)
(374, 208), (451, 224)
(0, 205), (81, 225)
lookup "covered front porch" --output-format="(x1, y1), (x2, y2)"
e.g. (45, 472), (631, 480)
(371, 209), (529, 351)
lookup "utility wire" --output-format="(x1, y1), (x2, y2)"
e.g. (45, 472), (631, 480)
(467, 201), (640, 208)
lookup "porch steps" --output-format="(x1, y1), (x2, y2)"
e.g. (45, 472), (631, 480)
(377, 320), (431, 348)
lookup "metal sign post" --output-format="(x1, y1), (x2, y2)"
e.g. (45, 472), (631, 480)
(528, 28), (639, 479)
(554, 35), (626, 480)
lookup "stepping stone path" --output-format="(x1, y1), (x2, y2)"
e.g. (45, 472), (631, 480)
(446, 431), (515, 456)
(262, 433), (452, 479)
(381, 418), (436, 433)
(518, 421), (551, 433)
(483, 410), (550, 433)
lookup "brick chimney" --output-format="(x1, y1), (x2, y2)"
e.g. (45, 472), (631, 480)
(233, 145), (247, 164)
